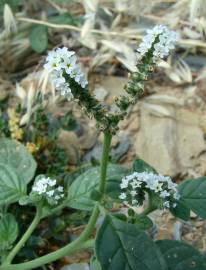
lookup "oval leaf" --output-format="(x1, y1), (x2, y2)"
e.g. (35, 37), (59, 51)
(156, 240), (206, 270)
(29, 25), (48, 53)
(0, 164), (26, 205)
(0, 214), (18, 251)
(133, 159), (157, 174)
(67, 164), (128, 211)
(170, 200), (190, 221)
(95, 215), (167, 270)
(178, 177), (206, 219)
(0, 138), (36, 184)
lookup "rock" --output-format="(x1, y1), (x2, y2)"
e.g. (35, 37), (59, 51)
(84, 142), (102, 162)
(110, 133), (130, 161)
(173, 222), (182, 240)
(61, 263), (89, 270)
(98, 75), (128, 104)
(57, 130), (79, 165)
(93, 86), (108, 101)
(84, 132), (130, 162)
(145, 94), (183, 107)
(134, 94), (206, 176)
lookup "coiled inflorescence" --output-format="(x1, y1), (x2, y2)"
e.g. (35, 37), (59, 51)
(31, 176), (64, 206)
(43, 26), (178, 134)
(44, 47), (88, 100)
(116, 25), (178, 114)
(119, 172), (180, 210)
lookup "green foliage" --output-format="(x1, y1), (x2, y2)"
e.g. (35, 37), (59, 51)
(170, 200), (190, 221)
(67, 164), (128, 211)
(0, 138), (36, 184)
(133, 158), (157, 173)
(49, 12), (83, 26)
(59, 112), (78, 131)
(0, 164), (27, 205)
(0, 0), (22, 11)
(0, 214), (18, 252)
(95, 215), (167, 270)
(135, 215), (153, 230)
(26, 107), (75, 176)
(37, 145), (69, 176)
(156, 240), (206, 270)
(176, 177), (206, 219)
(90, 256), (102, 270)
(29, 26), (48, 53)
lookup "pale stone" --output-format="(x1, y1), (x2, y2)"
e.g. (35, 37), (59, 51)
(57, 130), (79, 165)
(134, 95), (206, 176)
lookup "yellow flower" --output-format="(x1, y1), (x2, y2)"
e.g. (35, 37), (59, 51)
(8, 108), (24, 141)
(11, 129), (23, 140)
(26, 142), (38, 154)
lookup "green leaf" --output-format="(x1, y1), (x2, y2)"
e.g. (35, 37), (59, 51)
(29, 26), (48, 53)
(90, 256), (102, 270)
(135, 215), (153, 230)
(49, 12), (83, 26)
(133, 159), (157, 173)
(170, 200), (190, 221)
(0, 214), (18, 251)
(0, 0), (22, 11)
(0, 138), (36, 184)
(95, 215), (167, 270)
(177, 177), (206, 219)
(67, 164), (128, 211)
(156, 240), (206, 270)
(0, 164), (26, 205)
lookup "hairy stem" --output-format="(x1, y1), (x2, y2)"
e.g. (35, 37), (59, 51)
(99, 131), (112, 193)
(4, 206), (42, 265)
(0, 132), (112, 270)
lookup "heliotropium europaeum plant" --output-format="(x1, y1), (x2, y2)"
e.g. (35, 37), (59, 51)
(1, 25), (206, 270)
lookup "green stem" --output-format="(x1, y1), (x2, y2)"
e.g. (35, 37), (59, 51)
(99, 131), (112, 194)
(139, 194), (157, 217)
(4, 206), (42, 265)
(0, 132), (112, 270)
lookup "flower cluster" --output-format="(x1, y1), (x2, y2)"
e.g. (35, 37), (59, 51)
(137, 25), (178, 63)
(8, 108), (23, 141)
(31, 176), (64, 205)
(119, 172), (180, 209)
(44, 47), (88, 100)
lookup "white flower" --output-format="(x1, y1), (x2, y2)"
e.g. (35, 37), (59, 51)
(130, 190), (137, 197)
(57, 186), (64, 192)
(132, 199), (138, 205)
(50, 71), (66, 87)
(61, 55), (77, 75)
(47, 179), (56, 187)
(43, 51), (61, 72)
(44, 47), (88, 99)
(31, 176), (64, 205)
(46, 190), (55, 197)
(131, 180), (142, 189)
(56, 82), (73, 100)
(119, 193), (127, 200)
(119, 170), (180, 209)
(163, 201), (170, 208)
(56, 47), (75, 58)
(136, 25), (178, 63)
(160, 190), (170, 198)
(173, 192), (180, 200)
(154, 182), (163, 192)
(120, 178), (130, 189)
